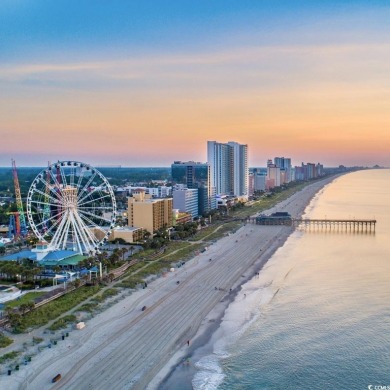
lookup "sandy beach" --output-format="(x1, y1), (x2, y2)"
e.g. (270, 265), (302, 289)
(0, 176), (337, 390)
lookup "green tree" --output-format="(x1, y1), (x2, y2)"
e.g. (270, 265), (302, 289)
(4, 307), (22, 329)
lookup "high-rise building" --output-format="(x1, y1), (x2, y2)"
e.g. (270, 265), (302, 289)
(274, 157), (292, 183)
(274, 157), (291, 169)
(171, 161), (216, 215)
(267, 164), (281, 188)
(207, 141), (248, 198)
(294, 162), (324, 181)
(254, 172), (267, 192)
(171, 161), (210, 188)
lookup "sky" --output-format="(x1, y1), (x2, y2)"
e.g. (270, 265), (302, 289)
(1, 0), (389, 168)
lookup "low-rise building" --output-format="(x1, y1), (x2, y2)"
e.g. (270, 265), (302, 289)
(173, 188), (199, 219)
(109, 226), (144, 243)
(172, 210), (192, 225)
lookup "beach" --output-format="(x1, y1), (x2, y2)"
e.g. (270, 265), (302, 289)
(0, 176), (337, 390)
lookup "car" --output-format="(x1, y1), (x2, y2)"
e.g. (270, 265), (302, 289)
(52, 373), (61, 383)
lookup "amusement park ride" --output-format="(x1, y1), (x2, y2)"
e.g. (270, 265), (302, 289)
(8, 159), (28, 239)
(26, 161), (117, 255)
(6, 160), (117, 256)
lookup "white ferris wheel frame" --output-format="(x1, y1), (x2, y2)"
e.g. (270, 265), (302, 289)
(26, 161), (117, 254)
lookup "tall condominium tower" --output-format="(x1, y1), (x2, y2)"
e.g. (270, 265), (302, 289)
(274, 157), (291, 169)
(274, 157), (292, 183)
(171, 161), (216, 214)
(207, 141), (248, 197)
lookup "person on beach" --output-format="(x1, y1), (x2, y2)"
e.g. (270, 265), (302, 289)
(187, 340), (190, 346)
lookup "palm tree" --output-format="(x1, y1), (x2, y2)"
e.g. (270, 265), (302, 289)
(31, 266), (41, 283)
(21, 268), (33, 283)
(96, 251), (106, 263)
(109, 251), (120, 266)
(129, 246), (134, 257)
(120, 247), (128, 261)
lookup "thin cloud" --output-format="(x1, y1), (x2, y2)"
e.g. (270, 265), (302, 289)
(2, 42), (389, 82)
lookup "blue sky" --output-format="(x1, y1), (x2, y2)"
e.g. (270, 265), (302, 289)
(1, 1), (389, 167)
(2, 0), (387, 63)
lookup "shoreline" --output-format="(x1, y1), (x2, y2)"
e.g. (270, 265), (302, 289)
(0, 175), (340, 390)
(150, 175), (339, 389)
(156, 225), (292, 390)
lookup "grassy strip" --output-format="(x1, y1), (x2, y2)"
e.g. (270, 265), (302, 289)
(188, 223), (224, 241)
(160, 241), (189, 255)
(116, 276), (145, 289)
(131, 248), (159, 261)
(0, 351), (20, 364)
(0, 333), (13, 348)
(232, 184), (308, 219)
(118, 243), (206, 287)
(162, 243), (206, 263)
(92, 288), (119, 303)
(48, 314), (77, 331)
(5, 292), (45, 309)
(77, 302), (99, 312)
(13, 286), (100, 333)
(204, 221), (242, 241)
(101, 288), (119, 298)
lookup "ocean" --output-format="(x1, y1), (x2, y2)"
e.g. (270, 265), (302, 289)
(175, 169), (390, 390)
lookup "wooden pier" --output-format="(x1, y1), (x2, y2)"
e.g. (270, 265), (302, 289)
(292, 218), (376, 232)
(250, 215), (376, 232)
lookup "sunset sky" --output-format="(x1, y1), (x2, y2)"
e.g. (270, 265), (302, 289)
(1, 1), (389, 167)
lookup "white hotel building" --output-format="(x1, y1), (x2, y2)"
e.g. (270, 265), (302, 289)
(207, 141), (248, 198)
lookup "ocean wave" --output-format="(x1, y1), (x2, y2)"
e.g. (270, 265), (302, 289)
(194, 355), (223, 373)
(193, 355), (225, 390)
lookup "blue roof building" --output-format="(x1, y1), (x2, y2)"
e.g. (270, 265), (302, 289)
(0, 249), (87, 267)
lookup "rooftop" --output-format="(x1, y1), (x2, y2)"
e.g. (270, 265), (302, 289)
(0, 249), (87, 265)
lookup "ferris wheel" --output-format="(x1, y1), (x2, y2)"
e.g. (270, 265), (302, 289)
(26, 161), (117, 254)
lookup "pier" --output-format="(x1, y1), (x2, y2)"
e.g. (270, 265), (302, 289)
(249, 214), (376, 232)
(292, 218), (376, 232)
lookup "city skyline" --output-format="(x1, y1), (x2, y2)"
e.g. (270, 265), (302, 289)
(1, 1), (389, 167)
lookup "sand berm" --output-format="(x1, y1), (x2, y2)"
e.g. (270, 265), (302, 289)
(0, 175), (337, 390)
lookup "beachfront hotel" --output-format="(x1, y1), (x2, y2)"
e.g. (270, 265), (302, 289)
(207, 141), (248, 198)
(172, 187), (199, 219)
(127, 188), (173, 233)
(274, 157), (293, 183)
(171, 161), (216, 214)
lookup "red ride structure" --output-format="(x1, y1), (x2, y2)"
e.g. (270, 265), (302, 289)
(11, 159), (27, 237)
